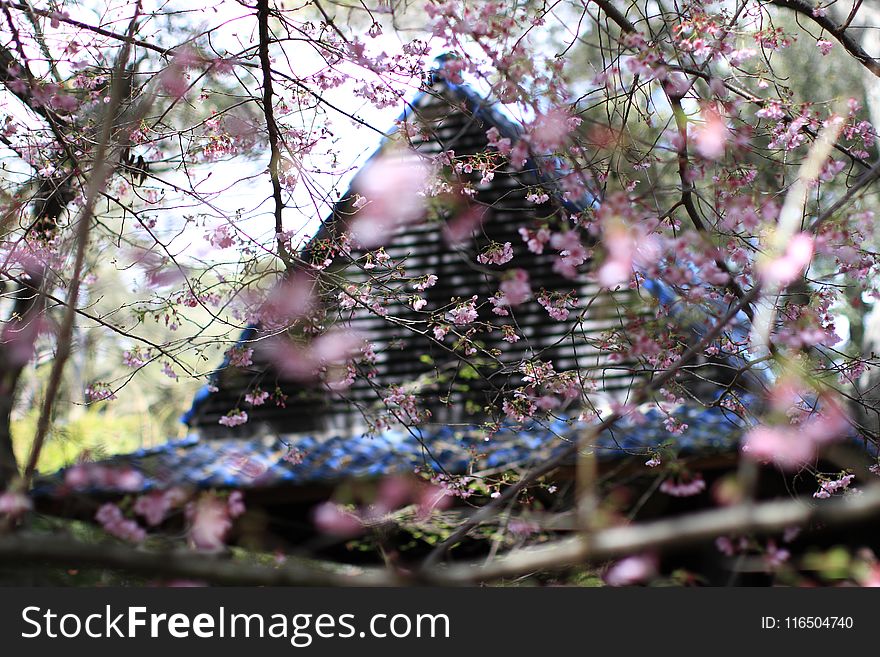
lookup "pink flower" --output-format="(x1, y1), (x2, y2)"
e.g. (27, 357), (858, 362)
(207, 225), (235, 249)
(1, 309), (41, 368)
(529, 107), (579, 151)
(85, 383), (116, 402)
(537, 291), (574, 321)
(715, 536), (736, 557)
(526, 191), (550, 204)
(161, 362), (178, 380)
(447, 296), (479, 325)
(756, 102), (785, 120)
(498, 269), (532, 307)
(765, 540), (790, 569)
(227, 491), (246, 518)
(245, 389), (269, 406)
(258, 275), (316, 326)
(312, 502), (364, 537)
(660, 474), (706, 497)
(267, 329), (362, 381)
(443, 204), (488, 246)
(813, 473), (854, 499)
(597, 220), (647, 288)
(414, 275), (438, 291)
(741, 425), (814, 469)
(816, 39), (833, 56)
(226, 346), (254, 368)
(96, 503), (146, 543)
(283, 448), (306, 465)
(0, 491), (32, 518)
(160, 48), (200, 99)
(63, 465), (144, 492)
(187, 494), (233, 551)
(760, 233), (814, 286)
(123, 348), (151, 368)
(49, 10), (69, 28)
(218, 409), (248, 427)
(742, 398), (847, 470)
(693, 107), (728, 160)
(501, 325), (520, 343)
(486, 126), (512, 155)
(477, 241), (514, 265)
(518, 226), (551, 254)
(349, 152), (432, 248)
(502, 394), (537, 423)
(550, 230), (588, 278)
(133, 491), (174, 527)
(603, 554), (658, 586)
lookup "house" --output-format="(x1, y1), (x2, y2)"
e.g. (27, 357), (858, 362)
(34, 57), (760, 540)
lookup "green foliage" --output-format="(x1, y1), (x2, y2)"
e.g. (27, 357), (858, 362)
(12, 408), (173, 474)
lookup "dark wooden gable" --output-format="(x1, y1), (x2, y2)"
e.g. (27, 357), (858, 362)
(187, 77), (654, 436)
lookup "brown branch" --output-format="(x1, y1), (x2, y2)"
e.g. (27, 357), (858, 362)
(257, 0), (293, 272)
(5, 2), (178, 58)
(0, 533), (399, 586)
(6, 485), (880, 585)
(440, 485), (880, 583)
(21, 3), (144, 488)
(767, 0), (880, 78)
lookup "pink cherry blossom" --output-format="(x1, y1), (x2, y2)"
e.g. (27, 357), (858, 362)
(693, 107), (728, 160)
(218, 409), (248, 427)
(186, 494), (233, 551)
(447, 296), (479, 325)
(133, 489), (187, 527)
(96, 503), (146, 543)
(742, 397), (848, 470)
(813, 473), (854, 499)
(312, 501), (364, 537)
(414, 274), (438, 291)
(443, 204), (488, 246)
(498, 269), (532, 307)
(741, 425), (815, 469)
(245, 389), (269, 406)
(0, 490), (32, 518)
(226, 346), (254, 367)
(659, 474), (706, 497)
(760, 233), (814, 286)
(349, 152), (432, 248)
(477, 241), (514, 265)
(550, 230), (588, 279)
(603, 554), (658, 586)
(227, 491), (246, 518)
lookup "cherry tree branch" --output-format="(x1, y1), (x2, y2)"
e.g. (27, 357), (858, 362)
(0, 533), (398, 586)
(767, 0), (880, 78)
(21, 3), (145, 487)
(5, 485), (880, 585)
(420, 285), (761, 570)
(257, 0), (294, 271)
(439, 485), (880, 583)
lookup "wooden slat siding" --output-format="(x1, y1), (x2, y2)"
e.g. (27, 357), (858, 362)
(191, 82), (654, 436)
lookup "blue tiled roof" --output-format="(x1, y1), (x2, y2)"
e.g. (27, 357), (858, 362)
(36, 398), (752, 495)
